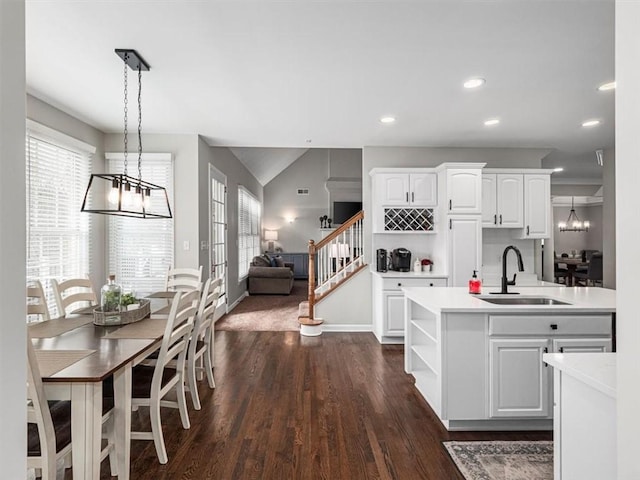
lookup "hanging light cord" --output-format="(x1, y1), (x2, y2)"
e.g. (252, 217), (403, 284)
(137, 65), (143, 182)
(123, 54), (129, 177)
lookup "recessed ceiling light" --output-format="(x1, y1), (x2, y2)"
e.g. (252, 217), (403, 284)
(380, 116), (396, 124)
(484, 118), (500, 126)
(598, 81), (616, 91)
(553, 167), (564, 172)
(464, 78), (485, 89)
(305, 139), (312, 143)
(582, 119), (601, 127)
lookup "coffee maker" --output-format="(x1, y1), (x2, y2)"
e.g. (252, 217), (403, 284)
(391, 248), (412, 272)
(376, 249), (388, 272)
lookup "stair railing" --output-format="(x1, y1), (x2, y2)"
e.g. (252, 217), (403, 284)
(307, 210), (365, 319)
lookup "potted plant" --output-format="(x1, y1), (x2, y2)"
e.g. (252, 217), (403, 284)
(421, 258), (433, 272)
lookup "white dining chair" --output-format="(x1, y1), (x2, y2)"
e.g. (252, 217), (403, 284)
(27, 280), (50, 322)
(186, 276), (222, 410)
(27, 334), (117, 479)
(130, 289), (198, 464)
(165, 266), (203, 292)
(51, 277), (97, 317)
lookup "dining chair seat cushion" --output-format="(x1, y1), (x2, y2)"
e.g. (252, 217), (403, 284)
(28, 401), (72, 456)
(132, 365), (176, 398)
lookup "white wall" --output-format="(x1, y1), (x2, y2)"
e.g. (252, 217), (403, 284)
(198, 141), (263, 306)
(27, 94), (107, 289)
(552, 204), (602, 255)
(263, 148), (362, 253)
(602, 148), (615, 288)
(0, 0), (26, 475)
(105, 133), (200, 269)
(482, 230), (535, 285)
(616, 2), (640, 477)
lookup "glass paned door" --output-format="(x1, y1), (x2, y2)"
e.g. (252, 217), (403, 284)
(210, 165), (227, 318)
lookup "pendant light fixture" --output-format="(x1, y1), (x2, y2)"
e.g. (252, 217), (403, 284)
(81, 49), (172, 219)
(558, 197), (589, 232)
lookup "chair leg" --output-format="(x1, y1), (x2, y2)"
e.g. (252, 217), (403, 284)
(187, 354), (202, 411)
(204, 344), (216, 389)
(149, 396), (168, 464)
(176, 371), (191, 430)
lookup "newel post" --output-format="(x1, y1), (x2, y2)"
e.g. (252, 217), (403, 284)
(308, 239), (316, 319)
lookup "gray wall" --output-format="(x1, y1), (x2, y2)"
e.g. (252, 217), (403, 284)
(198, 141), (263, 306)
(553, 204), (603, 255)
(602, 148), (616, 288)
(550, 184), (602, 196)
(27, 94), (107, 289)
(263, 148), (362, 253)
(104, 133), (200, 269)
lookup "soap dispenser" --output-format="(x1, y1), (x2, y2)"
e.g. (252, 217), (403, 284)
(469, 270), (481, 294)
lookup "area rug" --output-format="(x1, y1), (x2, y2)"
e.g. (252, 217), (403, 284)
(443, 441), (553, 480)
(215, 280), (307, 331)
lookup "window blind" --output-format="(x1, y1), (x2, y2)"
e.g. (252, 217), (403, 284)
(26, 130), (93, 318)
(238, 187), (261, 280)
(107, 154), (174, 295)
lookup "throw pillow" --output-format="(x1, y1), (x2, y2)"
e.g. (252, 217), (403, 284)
(269, 256), (277, 267)
(274, 256), (285, 267)
(252, 255), (270, 267)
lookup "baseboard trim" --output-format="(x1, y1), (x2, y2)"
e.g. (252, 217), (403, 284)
(227, 292), (248, 312)
(321, 324), (373, 333)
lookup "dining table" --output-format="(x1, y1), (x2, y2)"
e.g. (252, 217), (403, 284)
(29, 297), (170, 480)
(555, 257), (589, 286)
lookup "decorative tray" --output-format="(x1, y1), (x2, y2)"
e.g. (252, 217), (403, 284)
(93, 299), (150, 326)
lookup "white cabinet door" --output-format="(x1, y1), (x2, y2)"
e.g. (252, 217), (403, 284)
(410, 173), (437, 206)
(377, 173), (409, 205)
(521, 174), (550, 238)
(482, 174), (498, 226)
(489, 338), (551, 418)
(446, 169), (482, 214)
(448, 215), (482, 287)
(552, 338), (612, 353)
(384, 292), (405, 336)
(496, 174), (524, 227)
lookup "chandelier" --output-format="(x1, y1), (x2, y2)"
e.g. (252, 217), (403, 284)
(558, 197), (589, 232)
(81, 49), (172, 219)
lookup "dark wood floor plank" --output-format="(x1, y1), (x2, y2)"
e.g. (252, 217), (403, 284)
(84, 331), (551, 479)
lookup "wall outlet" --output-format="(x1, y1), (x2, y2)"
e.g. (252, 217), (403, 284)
(200, 240), (208, 250)
(183, 240), (190, 251)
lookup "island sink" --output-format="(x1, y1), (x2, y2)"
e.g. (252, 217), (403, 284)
(479, 296), (571, 306)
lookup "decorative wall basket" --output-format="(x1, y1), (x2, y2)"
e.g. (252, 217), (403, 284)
(93, 299), (150, 326)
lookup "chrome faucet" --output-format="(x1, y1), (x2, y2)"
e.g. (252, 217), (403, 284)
(497, 245), (525, 294)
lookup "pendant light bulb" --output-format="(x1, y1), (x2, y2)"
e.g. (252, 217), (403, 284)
(143, 187), (152, 210)
(108, 178), (120, 205)
(122, 182), (133, 207)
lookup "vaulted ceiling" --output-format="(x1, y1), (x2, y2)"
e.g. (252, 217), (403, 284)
(26, 1), (614, 182)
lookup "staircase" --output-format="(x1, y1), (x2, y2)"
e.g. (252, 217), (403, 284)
(298, 210), (366, 326)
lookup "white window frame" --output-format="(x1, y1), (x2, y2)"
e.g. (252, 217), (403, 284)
(26, 120), (96, 318)
(106, 152), (174, 296)
(238, 186), (261, 281)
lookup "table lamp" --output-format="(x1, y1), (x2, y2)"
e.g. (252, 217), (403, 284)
(265, 230), (278, 253)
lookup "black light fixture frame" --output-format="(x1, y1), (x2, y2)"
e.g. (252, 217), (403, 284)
(81, 49), (173, 219)
(558, 197), (589, 233)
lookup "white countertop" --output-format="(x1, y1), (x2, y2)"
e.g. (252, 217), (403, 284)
(543, 352), (616, 398)
(402, 286), (616, 314)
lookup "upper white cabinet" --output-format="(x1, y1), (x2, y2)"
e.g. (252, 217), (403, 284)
(482, 173), (524, 228)
(446, 169), (482, 214)
(375, 172), (437, 207)
(518, 174), (551, 239)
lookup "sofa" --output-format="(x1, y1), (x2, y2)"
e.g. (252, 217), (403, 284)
(247, 255), (295, 295)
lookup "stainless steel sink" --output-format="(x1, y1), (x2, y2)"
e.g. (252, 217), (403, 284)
(479, 296), (571, 306)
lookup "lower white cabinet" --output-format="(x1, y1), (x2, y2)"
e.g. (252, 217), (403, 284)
(489, 338), (551, 418)
(552, 338), (612, 353)
(384, 293), (405, 336)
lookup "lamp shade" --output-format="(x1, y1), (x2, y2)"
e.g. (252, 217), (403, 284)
(330, 243), (350, 258)
(265, 230), (278, 241)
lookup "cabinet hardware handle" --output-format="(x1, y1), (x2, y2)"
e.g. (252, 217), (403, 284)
(550, 324), (558, 330)
(499, 214), (503, 225)
(429, 283), (434, 287)
(449, 199), (452, 210)
(406, 192), (409, 202)
(543, 346), (549, 367)
(397, 283), (402, 287)
(560, 347), (564, 353)
(494, 214), (497, 225)
(527, 225), (530, 235)
(411, 192), (414, 202)
(449, 218), (452, 229)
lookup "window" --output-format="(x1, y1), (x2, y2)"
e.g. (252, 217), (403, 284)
(238, 187), (261, 280)
(26, 123), (94, 317)
(107, 153), (174, 295)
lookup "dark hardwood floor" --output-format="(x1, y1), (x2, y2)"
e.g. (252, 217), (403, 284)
(90, 331), (550, 479)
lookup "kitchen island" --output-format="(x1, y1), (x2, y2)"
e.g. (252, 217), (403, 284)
(402, 286), (616, 431)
